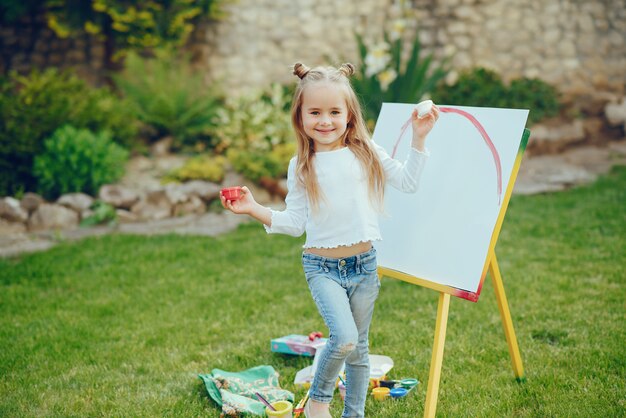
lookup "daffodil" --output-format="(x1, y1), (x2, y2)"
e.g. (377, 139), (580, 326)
(365, 43), (391, 77)
(377, 68), (398, 91)
(389, 19), (407, 41)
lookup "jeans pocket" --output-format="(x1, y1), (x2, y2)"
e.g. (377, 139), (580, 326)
(361, 257), (378, 274)
(302, 260), (322, 276)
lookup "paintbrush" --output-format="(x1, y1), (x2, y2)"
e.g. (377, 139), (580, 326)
(293, 390), (310, 417)
(255, 392), (276, 411)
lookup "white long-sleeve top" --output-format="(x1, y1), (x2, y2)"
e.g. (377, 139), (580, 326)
(264, 142), (429, 249)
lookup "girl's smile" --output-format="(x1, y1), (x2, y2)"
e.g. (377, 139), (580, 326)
(301, 82), (349, 152)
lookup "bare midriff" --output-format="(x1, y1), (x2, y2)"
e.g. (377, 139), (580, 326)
(304, 241), (372, 258)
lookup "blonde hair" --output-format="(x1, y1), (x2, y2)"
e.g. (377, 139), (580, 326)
(291, 62), (385, 212)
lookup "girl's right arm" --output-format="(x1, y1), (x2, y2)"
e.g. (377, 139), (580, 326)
(221, 157), (307, 237)
(220, 186), (272, 226)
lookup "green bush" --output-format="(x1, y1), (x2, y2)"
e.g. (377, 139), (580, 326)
(507, 78), (561, 124)
(162, 155), (228, 184)
(208, 83), (295, 182)
(114, 48), (222, 150)
(433, 67), (560, 125)
(34, 125), (129, 199)
(209, 83), (293, 154)
(433, 68), (508, 108)
(0, 68), (138, 196)
(226, 142), (296, 182)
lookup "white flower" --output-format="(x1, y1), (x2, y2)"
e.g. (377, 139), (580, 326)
(364, 43), (391, 77)
(377, 68), (398, 91)
(389, 19), (407, 41)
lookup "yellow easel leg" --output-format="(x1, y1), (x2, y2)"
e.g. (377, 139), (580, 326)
(424, 292), (451, 418)
(489, 252), (525, 380)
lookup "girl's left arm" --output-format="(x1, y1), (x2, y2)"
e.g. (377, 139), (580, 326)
(376, 104), (440, 193)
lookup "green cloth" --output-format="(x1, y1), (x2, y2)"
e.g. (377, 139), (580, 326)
(199, 365), (294, 416)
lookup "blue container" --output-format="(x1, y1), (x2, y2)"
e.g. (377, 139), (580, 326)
(390, 387), (408, 398)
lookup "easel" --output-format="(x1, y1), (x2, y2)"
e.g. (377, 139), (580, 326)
(379, 129), (530, 418)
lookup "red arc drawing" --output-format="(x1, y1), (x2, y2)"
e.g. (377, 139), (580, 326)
(390, 106), (503, 204)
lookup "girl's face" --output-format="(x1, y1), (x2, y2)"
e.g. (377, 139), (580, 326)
(300, 82), (349, 152)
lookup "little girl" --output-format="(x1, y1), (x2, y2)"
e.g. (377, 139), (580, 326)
(221, 62), (439, 418)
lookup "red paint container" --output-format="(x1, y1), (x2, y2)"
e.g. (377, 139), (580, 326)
(221, 186), (243, 201)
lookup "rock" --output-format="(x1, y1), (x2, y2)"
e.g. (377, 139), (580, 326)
(99, 184), (140, 210)
(28, 203), (80, 232)
(222, 170), (274, 205)
(574, 91), (620, 117)
(605, 97), (626, 127)
(528, 119), (585, 154)
(57, 193), (94, 213)
(81, 209), (95, 220)
(0, 197), (28, 223)
(0, 232), (56, 257)
(583, 117), (607, 144)
(178, 180), (221, 202)
(258, 176), (288, 200)
(20, 192), (44, 214)
(154, 154), (188, 173)
(0, 218), (27, 234)
(115, 209), (138, 223)
(173, 195), (206, 217)
(164, 184), (188, 205)
(126, 155), (153, 172)
(514, 154), (597, 195)
(150, 136), (173, 157)
(130, 190), (172, 220)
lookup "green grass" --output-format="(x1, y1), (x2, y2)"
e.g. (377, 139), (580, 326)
(1, 166), (625, 417)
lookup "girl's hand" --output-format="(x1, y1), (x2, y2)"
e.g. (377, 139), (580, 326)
(221, 186), (257, 215)
(411, 103), (440, 140)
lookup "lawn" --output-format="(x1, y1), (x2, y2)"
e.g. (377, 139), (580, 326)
(1, 167), (625, 417)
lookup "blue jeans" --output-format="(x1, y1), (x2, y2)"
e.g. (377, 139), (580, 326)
(302, 247), (380, 418)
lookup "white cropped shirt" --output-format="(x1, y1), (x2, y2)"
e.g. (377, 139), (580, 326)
(264, 143), (429, 248)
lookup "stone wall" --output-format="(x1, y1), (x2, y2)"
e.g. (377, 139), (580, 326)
(2, 0), (625, 96)
(196, 0), (626, 95)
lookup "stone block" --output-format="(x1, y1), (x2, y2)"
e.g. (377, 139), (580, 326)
(20, 193), (44, 214)
(99, 185), (140, 210)
(57, 193), (94, 213)
(28, 204), (79, 232)
(0, 197), (28, 223)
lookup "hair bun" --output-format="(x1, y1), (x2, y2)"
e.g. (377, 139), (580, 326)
(339, 63), (356, 77)
(293, 62), (311, 79)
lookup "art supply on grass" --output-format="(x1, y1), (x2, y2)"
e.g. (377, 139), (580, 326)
(379, 379), (397, 388)
(390, 387), (409, 399)
(272, 333), (328, 357)
(199, 365), (294, 416)
(255, 392), (276, 411)
(221, 186), (243, 201)
(293, 391), (309, 418)
(294, 353), (393, 386)
(400, 378), (419, 390)
(372, 386), (390, 401)
(308, 331), (323, 341)
(265, 400), (293, 418)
